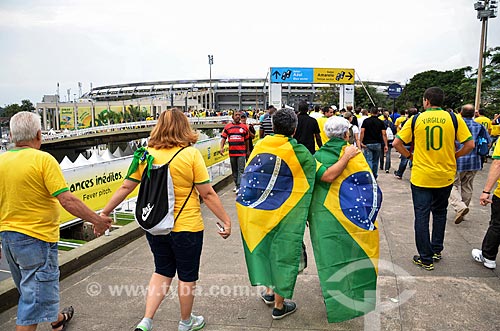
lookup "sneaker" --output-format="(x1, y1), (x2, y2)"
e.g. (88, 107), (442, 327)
(272, 301), (297, 320)
(412, 255), (434, 271)
(232, 187), (237, 193)
(260, 291), (275, 305)
(178, 313), (205, 331)
(385, 170), (389, 173)
(454, 207), (469, 224)
(472, 249), (496, 269)
(394, 171), (402, 180)
(432, 253), (442, 261)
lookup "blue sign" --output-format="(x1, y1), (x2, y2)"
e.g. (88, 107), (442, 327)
(270, 67), (314, 83)
(387, 83), (403, 98)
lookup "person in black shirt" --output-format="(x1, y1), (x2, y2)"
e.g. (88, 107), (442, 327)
(359, 107), (388, 178)
(293, 101), (322, 154)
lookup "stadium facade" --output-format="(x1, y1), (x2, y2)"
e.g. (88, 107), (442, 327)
(36, 78), (393, 131)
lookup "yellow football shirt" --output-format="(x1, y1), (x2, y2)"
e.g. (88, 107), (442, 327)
(317, 116), (329, 146)
(127, 146), (210, 232)
(491, 124), (500, 137)
(0, 148), (69, 242)
(475, 116), (492, 133)
(395, 116), (406, 132)
(396, 109), (472, 188)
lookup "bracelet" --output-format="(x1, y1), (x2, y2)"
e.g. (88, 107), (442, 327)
(482, 191), (491, 195)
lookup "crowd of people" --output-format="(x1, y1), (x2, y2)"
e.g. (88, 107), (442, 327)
(1, 85), (500, 330)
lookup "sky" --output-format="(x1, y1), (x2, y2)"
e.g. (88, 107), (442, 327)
(0, 0), (499, 106)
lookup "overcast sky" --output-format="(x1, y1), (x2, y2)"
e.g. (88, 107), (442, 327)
(1, 0), (499, 106)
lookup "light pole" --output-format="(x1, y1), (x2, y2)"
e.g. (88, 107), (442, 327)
(208, 54), (214, 110)
(473, 0), (498, 110)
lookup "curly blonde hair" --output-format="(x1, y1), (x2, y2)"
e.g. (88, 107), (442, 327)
(148, 108), (198, 149)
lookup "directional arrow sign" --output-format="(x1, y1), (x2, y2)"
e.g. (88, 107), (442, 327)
(270, 67), (314, 83)
(270, 67), (355, 84)
(313, 68), (355, 84)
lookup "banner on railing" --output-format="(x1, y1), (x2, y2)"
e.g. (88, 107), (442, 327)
(60, 137), (229, 225)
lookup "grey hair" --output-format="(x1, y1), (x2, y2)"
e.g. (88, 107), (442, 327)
(10, 111), (41, 143)
(272, 108), (298, 136)
(324, 116), (350, 139)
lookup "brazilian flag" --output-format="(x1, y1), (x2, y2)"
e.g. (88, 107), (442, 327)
(309, 137), (381, 323)
(236, 134), (316, 298)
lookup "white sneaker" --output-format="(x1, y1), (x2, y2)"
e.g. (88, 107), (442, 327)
(471, 249), (497, 269)
(232, 187), (237, 193)
(178, 313), (205, 331)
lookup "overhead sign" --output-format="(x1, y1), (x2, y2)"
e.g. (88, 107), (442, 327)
(270, 67), (355, 84)
(314, 68), (355, 84)
(387, 83), (403, 98)
(270, 67), (314, 83)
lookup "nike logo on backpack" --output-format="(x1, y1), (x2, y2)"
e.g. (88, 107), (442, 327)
(142, 203), (154, 221)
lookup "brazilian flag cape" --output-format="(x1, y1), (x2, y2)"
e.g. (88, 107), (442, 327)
(309, 137), (381, 323)
(236, 134), (317, 299)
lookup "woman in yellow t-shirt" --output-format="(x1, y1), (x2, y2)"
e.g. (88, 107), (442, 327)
(101, 108), (232, 331)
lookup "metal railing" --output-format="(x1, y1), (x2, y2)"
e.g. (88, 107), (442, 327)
(42, 116), (233, 141)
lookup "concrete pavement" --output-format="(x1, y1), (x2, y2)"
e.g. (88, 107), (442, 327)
(1, 151), (499, 330)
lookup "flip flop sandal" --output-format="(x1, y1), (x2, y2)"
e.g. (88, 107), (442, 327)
(52, 306), (74, 330)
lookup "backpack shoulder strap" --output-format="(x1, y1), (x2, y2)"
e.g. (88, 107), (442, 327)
(411, 113), (420, 143)
(167, 146), (188, 165)
(174, 184), (195, 222)
(448, 111), (458, 135)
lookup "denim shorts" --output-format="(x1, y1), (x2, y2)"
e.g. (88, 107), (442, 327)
(0, 231), (60, 326)
(145, 231), (203, 282)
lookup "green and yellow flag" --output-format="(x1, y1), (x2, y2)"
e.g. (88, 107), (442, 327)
(236, 134), (316, 298)
(309, 137), (381, 322)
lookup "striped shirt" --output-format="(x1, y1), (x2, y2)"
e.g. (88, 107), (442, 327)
(221, 123), (249, 157)
(261, 116), (273, 137)
(457, 117), (491, 172)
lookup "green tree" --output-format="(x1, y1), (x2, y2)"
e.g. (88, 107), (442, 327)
(20, 99), (35, 112)
(314, 86), (339, 108)
(127, 105), (141, 122)
(96, 110), (109, 126)
(396, 68), (475, 111)
(3, 103), (22, 118)
(482, 46), (500, 115)
(354, 85), (389, 109)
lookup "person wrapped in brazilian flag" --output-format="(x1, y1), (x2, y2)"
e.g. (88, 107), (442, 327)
(236, 106), (360, 320)
(309, 116), (381, 322)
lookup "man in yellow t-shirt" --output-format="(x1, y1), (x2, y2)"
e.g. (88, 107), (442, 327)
(0, 112), (112, 330)
(394, 109), (407, 132)
(475, 108), (492, 134)
(393, 87), (474, 271)
(317, 106), (334, 146)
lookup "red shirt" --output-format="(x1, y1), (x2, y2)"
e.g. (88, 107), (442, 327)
(222, 123), (249, 157)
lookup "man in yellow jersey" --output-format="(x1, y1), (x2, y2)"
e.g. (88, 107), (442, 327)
(317, 106), (334, 146)
(475, 108), (492, 134)
(393, 87), (474, 271)
(475, 108), (493, 165)
(0, 112), (112, 331)
(475, 141), (500, 269)
(394, 109), (407, 132)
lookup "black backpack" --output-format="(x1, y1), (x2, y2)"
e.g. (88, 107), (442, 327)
(132, 147), (193, 235)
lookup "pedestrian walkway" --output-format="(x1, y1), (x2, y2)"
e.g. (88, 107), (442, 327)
(1, 151), (499, 330)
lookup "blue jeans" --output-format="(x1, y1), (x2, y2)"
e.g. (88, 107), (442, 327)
(395, 146), (412, 177)
(363, 143), (382, 178)
(380, 143), (392, 171)
(411, 184), (453, 264)
(0, 231), (60, 326)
